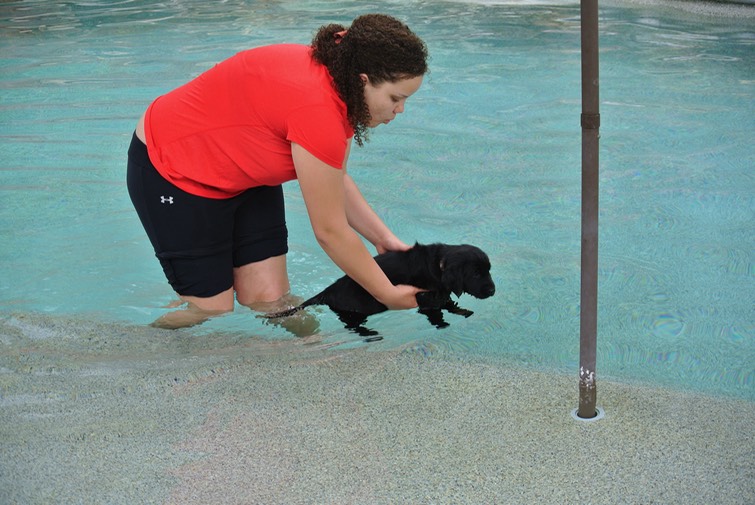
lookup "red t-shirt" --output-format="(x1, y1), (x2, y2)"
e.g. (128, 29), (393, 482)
(144, 44), (354, 198)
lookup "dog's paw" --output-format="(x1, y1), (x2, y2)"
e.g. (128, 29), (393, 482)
(443, 301), (474, 318)
(351, 325), (380, 337)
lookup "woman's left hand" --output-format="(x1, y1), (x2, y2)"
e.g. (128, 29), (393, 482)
(375, 236), (412, 255)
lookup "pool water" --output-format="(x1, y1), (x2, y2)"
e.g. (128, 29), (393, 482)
(1, 0), (752, 399)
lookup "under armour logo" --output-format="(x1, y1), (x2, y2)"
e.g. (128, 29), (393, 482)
(160, 196), (174, 204)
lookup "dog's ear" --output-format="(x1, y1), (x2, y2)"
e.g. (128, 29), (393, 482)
(440, 258), (465, 297)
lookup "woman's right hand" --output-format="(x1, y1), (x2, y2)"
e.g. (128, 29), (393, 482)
(379, 284), (425, 310)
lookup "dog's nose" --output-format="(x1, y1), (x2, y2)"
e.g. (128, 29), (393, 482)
(484, 284), (496, 297)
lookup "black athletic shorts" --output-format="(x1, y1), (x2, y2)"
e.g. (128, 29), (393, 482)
(126, 133), (288, 298)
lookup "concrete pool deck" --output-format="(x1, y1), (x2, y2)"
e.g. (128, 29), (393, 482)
(1, 313), (753, 504)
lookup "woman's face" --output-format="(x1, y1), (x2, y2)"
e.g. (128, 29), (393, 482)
(361, 74), (424, 128)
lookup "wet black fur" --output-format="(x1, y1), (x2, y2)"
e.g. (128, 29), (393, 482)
(265, 243), (495, 337)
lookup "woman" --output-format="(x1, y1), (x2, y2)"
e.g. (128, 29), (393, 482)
(127, 14), (429, 329)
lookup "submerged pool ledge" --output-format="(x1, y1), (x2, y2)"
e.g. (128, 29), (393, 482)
(1, 313), (752, 504)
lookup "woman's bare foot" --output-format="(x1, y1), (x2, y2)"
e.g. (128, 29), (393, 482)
(151, 302), (227, 329)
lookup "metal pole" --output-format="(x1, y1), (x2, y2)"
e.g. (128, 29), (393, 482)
(578, 0), (600, 419)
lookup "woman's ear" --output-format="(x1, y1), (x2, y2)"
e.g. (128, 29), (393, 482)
(359, 73), (369, 84)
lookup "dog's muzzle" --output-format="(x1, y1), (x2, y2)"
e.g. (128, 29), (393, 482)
(473, 282), (495, 299)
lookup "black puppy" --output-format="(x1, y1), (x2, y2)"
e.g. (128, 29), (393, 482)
(264, 243), (495, 337)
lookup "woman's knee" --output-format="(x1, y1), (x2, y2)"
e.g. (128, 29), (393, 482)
(234, 255), (290, 307)
(150, 289), (235, 329)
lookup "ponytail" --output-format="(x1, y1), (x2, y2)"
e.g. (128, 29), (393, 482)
(311, 23), (347, 69)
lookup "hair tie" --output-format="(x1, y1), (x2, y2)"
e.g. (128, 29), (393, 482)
(334, 30), (348, 44)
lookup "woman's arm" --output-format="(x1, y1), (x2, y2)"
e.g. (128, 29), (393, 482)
(292, 142), (419, 310)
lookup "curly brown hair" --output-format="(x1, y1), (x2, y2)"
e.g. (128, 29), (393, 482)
(311, 14), (428, 147)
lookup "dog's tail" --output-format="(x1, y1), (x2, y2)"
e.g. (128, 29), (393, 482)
(263, 306), (303, 319)
(262, 297), (318, 319)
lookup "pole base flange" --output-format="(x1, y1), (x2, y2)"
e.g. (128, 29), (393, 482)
(571, 406), (605, 422)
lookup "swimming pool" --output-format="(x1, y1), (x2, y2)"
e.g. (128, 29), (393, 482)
(1, 0), (752, 401)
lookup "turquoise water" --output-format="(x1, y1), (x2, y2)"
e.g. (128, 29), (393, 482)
(1, 0), (752, 399)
